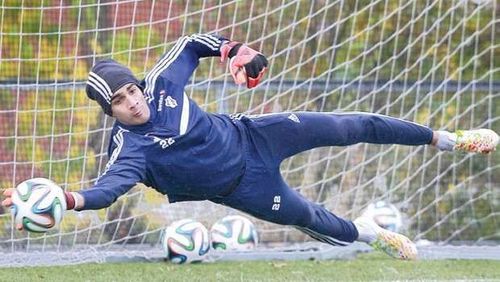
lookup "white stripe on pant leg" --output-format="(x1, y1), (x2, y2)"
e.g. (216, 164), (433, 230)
(302, 227), (349, 246)
(244, 112), (290, 119)
(328, 111), (430, 130)
(254, 111), (430, 131)
(296, 227), (344, 246)
(295, 226), (350, 246)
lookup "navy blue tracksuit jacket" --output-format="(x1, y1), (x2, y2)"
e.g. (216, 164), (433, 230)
(80, 33), (434, 245)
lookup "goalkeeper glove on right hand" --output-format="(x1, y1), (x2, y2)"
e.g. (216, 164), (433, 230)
(221, 41), (268, 89)
(2, 188), (76, 231)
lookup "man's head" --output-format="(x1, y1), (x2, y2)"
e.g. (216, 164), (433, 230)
(86, 59), (150, 125)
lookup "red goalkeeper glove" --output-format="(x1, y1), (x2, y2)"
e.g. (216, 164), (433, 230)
(221, 41), (268, 89)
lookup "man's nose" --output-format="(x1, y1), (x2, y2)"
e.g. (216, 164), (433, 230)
(126, 96), (139, 108)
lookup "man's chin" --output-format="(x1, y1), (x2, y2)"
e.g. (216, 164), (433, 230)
(135, 114), (150, 125)
(120, 116), (148, 126)
(132, 118), (149, 125)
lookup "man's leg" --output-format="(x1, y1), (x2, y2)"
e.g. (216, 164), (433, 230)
(241, 112), (434, 164)
(210, 167), (417, 259)
(241, 112), (498, 164)
(211, 167), (359, 246)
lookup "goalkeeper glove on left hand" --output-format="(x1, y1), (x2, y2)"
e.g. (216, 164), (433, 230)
(221, 41), (268, 88)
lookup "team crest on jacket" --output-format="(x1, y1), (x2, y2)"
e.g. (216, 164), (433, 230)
(165, 96), (178, 108)
(288, 113), (300, 123)
(157, 90), (178, 111)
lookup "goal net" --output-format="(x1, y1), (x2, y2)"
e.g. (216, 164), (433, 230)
(0, 0), (498, 265)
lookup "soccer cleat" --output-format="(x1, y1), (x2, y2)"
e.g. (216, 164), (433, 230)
(454, 129), (499, 154)
(354, 216), (417, 260)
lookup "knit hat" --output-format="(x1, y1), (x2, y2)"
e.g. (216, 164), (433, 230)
(86, 59), (141, 116)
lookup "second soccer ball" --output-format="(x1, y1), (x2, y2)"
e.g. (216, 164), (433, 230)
(210, 215), (258, 251)
(361, 201), (403, 233)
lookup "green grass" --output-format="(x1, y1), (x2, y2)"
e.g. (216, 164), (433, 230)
(1, 253), (499, 281)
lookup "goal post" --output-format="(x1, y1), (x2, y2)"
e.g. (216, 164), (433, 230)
(0, 0), (498, 265)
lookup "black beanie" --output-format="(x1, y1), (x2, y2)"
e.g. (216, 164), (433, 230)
(86, 59), (141, 116)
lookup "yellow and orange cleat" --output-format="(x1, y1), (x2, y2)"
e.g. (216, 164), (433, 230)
(454, 129), (499, 154)
(354, 216), (418, 260)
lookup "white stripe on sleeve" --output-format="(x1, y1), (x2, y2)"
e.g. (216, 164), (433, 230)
(143, 34), (222, 100)
(99, 128), (127, 180)
(191, 34), (220, 50)
(144, 36), (190, 101)
(179, 92), (190, 135)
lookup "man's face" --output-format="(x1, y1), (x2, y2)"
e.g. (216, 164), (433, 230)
(111, 83), (150, 125)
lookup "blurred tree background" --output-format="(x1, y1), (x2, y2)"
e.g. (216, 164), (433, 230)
(0, 0), (498, 246)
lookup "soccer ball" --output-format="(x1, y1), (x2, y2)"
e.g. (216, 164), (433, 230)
(361, 201), (403, 232)
(162, 219), (210, 264)
(11, 178), (66, 233)
(210, 215), (258, 251)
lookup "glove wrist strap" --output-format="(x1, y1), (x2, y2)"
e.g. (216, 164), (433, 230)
(227, 43), (243, 59)
(220, 41), (241, 61)
(64, 191), (75, 210)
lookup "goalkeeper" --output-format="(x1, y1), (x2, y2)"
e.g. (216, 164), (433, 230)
(2, 33), (499, 260)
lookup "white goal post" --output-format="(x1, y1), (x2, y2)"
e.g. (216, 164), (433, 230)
(0, 0), (498, 265)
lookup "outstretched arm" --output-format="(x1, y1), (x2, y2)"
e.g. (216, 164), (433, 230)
(73, 130), (146, 210)
(144, 33), (267, 94)
(1, 152), (144, 232)
(70, 159), (145, 210)
(1, 164), (139, 232)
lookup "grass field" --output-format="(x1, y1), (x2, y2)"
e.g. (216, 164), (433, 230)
(0, 253), (499, 281)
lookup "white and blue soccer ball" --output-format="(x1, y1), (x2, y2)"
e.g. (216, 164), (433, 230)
(210, 215), (258, 251)
(11, 178), (66, 233)
(362, 200), (403, 232)
(162, 219), (210, 264)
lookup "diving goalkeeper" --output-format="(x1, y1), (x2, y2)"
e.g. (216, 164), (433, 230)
(2, 33), (499, 260)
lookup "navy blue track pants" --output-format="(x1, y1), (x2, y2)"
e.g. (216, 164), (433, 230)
(211, 112), (433, 246)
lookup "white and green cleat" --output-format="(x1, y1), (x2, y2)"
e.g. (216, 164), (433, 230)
(454, 129), (499, 154)
(354, 217), (417, 260)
